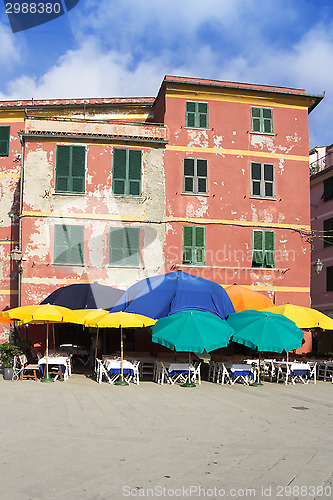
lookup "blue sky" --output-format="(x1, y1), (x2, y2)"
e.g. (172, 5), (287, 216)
(0, 0), (332, 149)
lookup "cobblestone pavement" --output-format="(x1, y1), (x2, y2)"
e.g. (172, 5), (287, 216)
(0, 375), (332, 500)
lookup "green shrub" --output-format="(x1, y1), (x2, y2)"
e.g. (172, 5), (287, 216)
(0, 342), (24, 368)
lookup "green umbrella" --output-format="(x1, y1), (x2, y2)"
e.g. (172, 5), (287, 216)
(151, 310), (235, 387)
(227, 310), (304, 385)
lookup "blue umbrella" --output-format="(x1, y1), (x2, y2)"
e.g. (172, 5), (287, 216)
(111, 271), (235, 320)
(40, 282), (124, 311)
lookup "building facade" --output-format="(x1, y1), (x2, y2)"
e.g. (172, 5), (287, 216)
(310, 145), (333, 353)
(0, 76), (322, 340)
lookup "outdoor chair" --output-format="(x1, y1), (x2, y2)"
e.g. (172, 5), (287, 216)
(219, 362), (253, 385)
(192, 361), (201, 384)
(156, 360), (172, 385)
(125, 360), (140, 385)
(208, 361), (217, 382)
(18, 354), (39, 381)
(308, 361), (317, 384)
(96, 358), (112, 384)
(12, 356), (24, 381)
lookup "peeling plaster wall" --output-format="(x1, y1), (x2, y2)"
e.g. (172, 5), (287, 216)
(159, 87), (312, 305)
(0, 119), (23, 314)
(20, 132), (166, 304)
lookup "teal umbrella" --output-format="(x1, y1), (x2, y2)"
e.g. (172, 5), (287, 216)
(151, 310), (235, 387)
(227, 310), (304, 385)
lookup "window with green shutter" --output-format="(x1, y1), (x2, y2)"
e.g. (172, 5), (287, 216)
(112, 148), (142, 196)
(55, 145), (85, 193)
(251, 107), (273, 134)
(54, 224), (84, 265)
(182, 226), (205, 265)
(327, 266), (333, 291)
(324, 218), (333, 247)
(110, 227), (140, 267)
(322, 177), (333, 202)
(183, 158), (208, 194)
(185, 101), (208, 129)
(0, 126), (10, 156)
(251, 162), (274, 198)
(252, 230), (275, 268)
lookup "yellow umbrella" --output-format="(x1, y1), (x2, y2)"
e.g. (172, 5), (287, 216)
(91, 312), (156, 385)
(76, 309), (110, 371)
(261, 304), (333, 330)
(3, 304), (85, 382)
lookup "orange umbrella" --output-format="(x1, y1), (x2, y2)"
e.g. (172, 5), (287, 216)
(0, 314), (12, 323)
(224, 285), (274, 312)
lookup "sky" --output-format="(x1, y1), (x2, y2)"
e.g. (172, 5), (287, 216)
(0, 0), (332, 149)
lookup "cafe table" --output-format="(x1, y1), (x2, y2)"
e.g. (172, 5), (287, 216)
(103, 358), (139, 384)
(38, 355), (71, 381)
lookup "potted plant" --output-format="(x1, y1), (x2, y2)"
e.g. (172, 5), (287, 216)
(0, 342), (23, 380)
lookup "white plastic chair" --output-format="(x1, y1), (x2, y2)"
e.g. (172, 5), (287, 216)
(18, 354), (39, 381)
(96, 358), (112, 384)
(125, 360), (140, 385)
(154, 361), (171, 385)
(12, 356), (24, 381)
(192, 361), (201, 384)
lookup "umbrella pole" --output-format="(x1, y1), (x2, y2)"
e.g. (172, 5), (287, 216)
(52, 323), (55, 351)
(181, 352), (196, 388)
(251, 351), (263, 387)
(41, 322), (54, 383)
(115, 326), (129, 386)
(94, 327), (99, 374)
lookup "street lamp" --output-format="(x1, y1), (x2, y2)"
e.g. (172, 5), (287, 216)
(314, 258), (324, 275)
(10, 247), (22, 262)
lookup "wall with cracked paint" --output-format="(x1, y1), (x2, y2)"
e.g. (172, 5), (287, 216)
(154, 76), (319, 307)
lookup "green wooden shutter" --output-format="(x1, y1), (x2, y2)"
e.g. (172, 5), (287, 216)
(263, 108), (273, 133)
(196, 159), (207, 193)
(54, 225), (69, 264)
(110, 227), (140, 266)
(251, 162), (262, 196)
(128, 150), (142, 196)
(69, 226), (84, 264)
(55, 146), (70, 192)
(186, 102), (196, 127)
(113, 149), (127, 195)
(251, 108), (261, 132)
(54, 225), (84, 264)
(264, 164), (274, 197)
(0, 126), (10, 156)
(253, 230), (264, 264)
(183, 226), (194, 263)
(198, 103), (208, 128)
(194, 226), (205, 264)
(264, 231), (275, 267)
(71, 146), (85, 193)
(110, 228), (126, 265)
(324, 218), (333, 247)
(323, 177), (333, 202)
(184, 158), (194, 192)
(126, 228), (140, 266)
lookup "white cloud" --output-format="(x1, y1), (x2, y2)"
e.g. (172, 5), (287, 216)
(0, 22), (22, 66)
(0, 1), (332, 148)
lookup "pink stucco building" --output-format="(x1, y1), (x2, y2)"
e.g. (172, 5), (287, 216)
(0, 76), (323, 345)
(310, 144), (333, 352)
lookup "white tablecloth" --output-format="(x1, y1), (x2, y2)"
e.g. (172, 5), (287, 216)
(168, 363), (193, 373)
(104, 359), (135, 373)
(38, 356), (69, 367)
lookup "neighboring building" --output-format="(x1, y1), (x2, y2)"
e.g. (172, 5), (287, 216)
(310, 144), (333, 352)
(0, 76), (323, 340)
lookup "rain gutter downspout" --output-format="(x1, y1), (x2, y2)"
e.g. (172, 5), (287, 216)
(18, 133), (25, 307)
